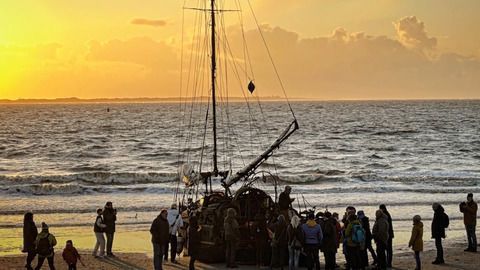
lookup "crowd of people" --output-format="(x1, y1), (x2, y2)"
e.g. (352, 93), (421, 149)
(21, 190), (477, 270)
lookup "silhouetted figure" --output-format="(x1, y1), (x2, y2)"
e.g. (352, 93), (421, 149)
(253, 211), (268, 267)
(224, 208), (240, 268)
(379, 204), (394, 268)
(408, 215), (423, 270)
(358, 210), (377, 267)
(431, 203), (449, 264)
(93, 208), (107, 257)
(23, 212), (38, 270)
(270, 214), (288, 269)
(345, 214), (362, 270)
(150, 209), (170, 270)
(460, 193), (477, 252)
(103, 201), (117, 257)
(373, 210), (389, 270)
(188, 215), (201, 270)
(35, 222), (57, 270)
(62, 240), (82, 270)
(322, 211), (338, 270)
(279, 186), (295, 220)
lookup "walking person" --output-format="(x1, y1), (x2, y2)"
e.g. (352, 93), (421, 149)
(287, 215), (303, 270)
(372, 210), (389, 270)
(188, 215), (201, 270)
(224, 208), (240, 268)
(322, 211), (338, 270)
(34, 222), (57, 270)
(460, 193), (477, 252)
(408, 215), (423, 270)
(103, 201), (117, 257)
(150, 209), (170, 270)
(302, 212), (323, 270)
(431, 203), (449, 264)
(379, 204), (394, 268)
(62, 240), (84, 270)
(166, 203), (183, 263)
(358, 210), (377, 267)
(93, 208), (107, 258)
(23, 212), (38, 270)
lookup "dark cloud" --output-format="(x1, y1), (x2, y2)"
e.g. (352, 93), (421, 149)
(131, 18), (167, 27)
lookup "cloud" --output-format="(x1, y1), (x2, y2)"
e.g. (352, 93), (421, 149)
(131, 18), (167, 27)
(393, 16), (437, 51)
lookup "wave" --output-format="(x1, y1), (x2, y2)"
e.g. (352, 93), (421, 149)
(373, 130), (418, 136)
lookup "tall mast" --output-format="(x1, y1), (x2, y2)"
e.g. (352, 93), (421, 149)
(211, 0), (218, 176)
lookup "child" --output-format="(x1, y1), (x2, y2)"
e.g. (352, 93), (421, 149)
(408, 215), (423, 270)
(62, 240), (83, 270)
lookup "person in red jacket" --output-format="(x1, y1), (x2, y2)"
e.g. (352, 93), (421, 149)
(62, 240), (83, 270)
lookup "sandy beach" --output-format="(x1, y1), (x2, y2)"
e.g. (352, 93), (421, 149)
(1, 240), (478, 270)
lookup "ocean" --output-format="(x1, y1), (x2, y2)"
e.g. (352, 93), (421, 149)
(0, 100), (479, 254)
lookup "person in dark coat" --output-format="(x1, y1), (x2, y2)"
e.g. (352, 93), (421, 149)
(270, 214), (288, 269)
(224, 208), (240, 268)
(34, 222), (57, 270)
(431, 203), (448, 264)
(379, 204), (394, 268)
(188, 215), (201, 270)
(460, 193), (477, 252)
(322, 212), (338, 270)
(358, 210), (377, 267)
(23, 212), (38, 270)
(103, 201), (117, 257)
(150, 209), (170, 270)
(279, 186), (294, 221)
(253, 211), (268, 267)
(373, 210), (389, 270)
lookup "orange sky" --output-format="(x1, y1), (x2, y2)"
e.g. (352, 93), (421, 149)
(1, 0), (479, 100)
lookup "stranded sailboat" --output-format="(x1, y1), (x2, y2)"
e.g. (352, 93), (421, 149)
(174, 0), (298, 262)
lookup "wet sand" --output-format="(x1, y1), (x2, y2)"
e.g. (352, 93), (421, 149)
(1, 241), (478, 270)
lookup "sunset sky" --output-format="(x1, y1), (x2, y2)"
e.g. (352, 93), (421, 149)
(1, 0), (479, 100)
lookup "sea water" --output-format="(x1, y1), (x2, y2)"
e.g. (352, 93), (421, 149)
(0, 100), (479, 254)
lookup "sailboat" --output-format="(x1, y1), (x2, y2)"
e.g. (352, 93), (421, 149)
(175, 0), (298, 263)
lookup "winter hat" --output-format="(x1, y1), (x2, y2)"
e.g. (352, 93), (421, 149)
(467, 193), (473, 198)
(357, 210), (365, 219)
(41, 222), (49, 230)
(413, 215), (421, 222)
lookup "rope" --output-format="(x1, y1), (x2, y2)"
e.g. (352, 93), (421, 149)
(246, 0), (297, 120)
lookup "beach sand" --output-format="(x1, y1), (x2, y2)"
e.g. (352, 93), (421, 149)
(1, 241), (478, 270)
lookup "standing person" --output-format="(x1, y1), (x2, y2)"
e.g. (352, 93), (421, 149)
(150, 209), (170, 270)
(408, 215), (423, 270)
(224, 208), (240, 268)
(23, 212), (38, 270)
(302, 213), (323, 270)
(103, 201), (117, 257)
(379, 204), (394, 268)
(287, 215), (303, 270)
(372, 210), (389, 270)
(34, 222), (57, 270)
(358, 210), (377, 267)
(188, 215), (201, 270)
(62, 240), (83, 270)
(460, 193), (477, 252)
(253, 211), (268, 267)
(431, 203), (449, 264)
(322, 212), (338, 270)
(278, 186), (295, 220)
(166, 203), (183, 263)
(93, 208), (107, 258)
(270, 214), (288, 269)
(344, 214), (363, 270)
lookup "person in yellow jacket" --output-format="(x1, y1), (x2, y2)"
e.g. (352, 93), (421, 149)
(408, 215), (423, 270)
(34, 222), (57, 270)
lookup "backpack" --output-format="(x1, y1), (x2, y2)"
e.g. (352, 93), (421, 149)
(37, 234), (52, 256)
(351, 224), (365, 244)
(443, 213), (449, 228)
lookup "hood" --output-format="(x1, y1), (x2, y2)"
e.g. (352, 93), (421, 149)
(434, 204), (445, 213)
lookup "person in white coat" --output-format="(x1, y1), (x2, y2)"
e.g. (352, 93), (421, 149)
(165, 204), (184, 263)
